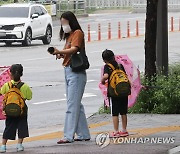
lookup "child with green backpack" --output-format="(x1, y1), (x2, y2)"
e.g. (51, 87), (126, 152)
(101, 49), (131, 138)
(0, 64), (32, 153)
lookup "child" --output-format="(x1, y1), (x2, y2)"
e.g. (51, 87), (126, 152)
(0, 64), (32, 153)
(101, 49), (129, 138)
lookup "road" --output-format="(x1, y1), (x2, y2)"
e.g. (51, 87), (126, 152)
(0, 12), (180, 137)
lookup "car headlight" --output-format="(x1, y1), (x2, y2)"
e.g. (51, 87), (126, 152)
(14, 23), (25, 28)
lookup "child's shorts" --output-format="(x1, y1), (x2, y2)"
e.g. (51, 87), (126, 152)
(110, 96), (128, 116)
(3, 116), (29, 140)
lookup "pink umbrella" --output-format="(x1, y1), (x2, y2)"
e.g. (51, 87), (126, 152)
(99, 55), (143, 108)
(0, 66), (11, 120)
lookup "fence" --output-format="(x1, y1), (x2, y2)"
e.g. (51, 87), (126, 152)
(86, 0), (144, 8)
(56, 0), (180, 13)
(86, 0), (180, 9)
(56, 0), (86, 14)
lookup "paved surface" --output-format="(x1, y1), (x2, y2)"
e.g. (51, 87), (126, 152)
(2, 114), (180, 154)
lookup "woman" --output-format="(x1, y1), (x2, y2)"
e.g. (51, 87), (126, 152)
(52, 11), (90, 144)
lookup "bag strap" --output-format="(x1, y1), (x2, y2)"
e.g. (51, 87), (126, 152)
(8, 81), (24, 89)
(107, 63), (115, 71)
(8, 81), (12, 89)
(16, 82), (24, 89)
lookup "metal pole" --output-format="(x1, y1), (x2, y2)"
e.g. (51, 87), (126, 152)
(156, 0), (168, 76)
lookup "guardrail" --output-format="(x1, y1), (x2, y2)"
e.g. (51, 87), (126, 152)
(133, 4), (180, 13)
(56, 0), (86, 14)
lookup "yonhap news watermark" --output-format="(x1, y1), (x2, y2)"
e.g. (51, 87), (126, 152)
(95, 133), (176, 148)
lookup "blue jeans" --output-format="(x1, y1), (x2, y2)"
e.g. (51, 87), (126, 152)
(64, 66), (90, 142)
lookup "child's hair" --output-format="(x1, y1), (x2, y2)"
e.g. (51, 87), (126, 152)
(102, 49), (115, 62)
(10, 64), (23, 82)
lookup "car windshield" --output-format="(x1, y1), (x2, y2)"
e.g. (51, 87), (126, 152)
(0, 7), (29, 18)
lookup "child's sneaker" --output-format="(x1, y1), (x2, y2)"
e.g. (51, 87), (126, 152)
(119, 131), (129, 137)
(16, 144), (24, 152)
(0, 145), (6, 153)
(109, 132), (120, 138)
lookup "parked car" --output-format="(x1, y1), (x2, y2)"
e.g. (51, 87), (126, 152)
(0, 3), (53, 46)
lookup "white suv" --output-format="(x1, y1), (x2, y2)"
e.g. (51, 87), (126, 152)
(0, 3), (53, 46)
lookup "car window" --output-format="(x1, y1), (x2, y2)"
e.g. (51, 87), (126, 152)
(34, 6), (44, 16)
(30, 7), (36, 17)
(40, 6), (47, 14)
(0, 7), (29, 18)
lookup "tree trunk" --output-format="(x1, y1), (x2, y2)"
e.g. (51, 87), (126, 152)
(145, 0), (158, 79)
(14, 0), (18, 3)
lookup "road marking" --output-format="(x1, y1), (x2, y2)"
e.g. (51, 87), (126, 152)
(23, 57), (50, 61)
(87, 80), (97, 83)
(5, 124), (180, 145)
(168, 146), (180, 154)
(33, 99), (66, 105)
(87, 69), (100, 72)
(83, 93), (97, 98)
(91, 125), (180, 137)
(89, 121), (110, 129)
(89, 50), (102, 53)
(33, 93), (97, 105)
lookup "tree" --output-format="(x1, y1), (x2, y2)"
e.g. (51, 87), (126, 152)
(14, 0), (18, 3)
(144, 0), (158, 79)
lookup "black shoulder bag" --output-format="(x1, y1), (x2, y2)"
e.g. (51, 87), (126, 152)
(70, 46), (90, 72)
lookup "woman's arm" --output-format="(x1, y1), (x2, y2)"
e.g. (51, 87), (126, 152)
(53, 46), (78, 55)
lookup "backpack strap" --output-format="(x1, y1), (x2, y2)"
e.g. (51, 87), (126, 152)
(8, 81), (13, 89)
(118, 64), (124, 71)
(8, 81), (24, 89)
(16, 82), (24, 89)
(107, 63), (115, 70)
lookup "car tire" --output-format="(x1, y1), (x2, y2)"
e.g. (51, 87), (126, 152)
(5, 41), (12, 46)
(22, 28), (32, 46)
(42, 26), (52, 45)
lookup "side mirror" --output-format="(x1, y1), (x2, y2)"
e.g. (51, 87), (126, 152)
(32, 14), (38, 19)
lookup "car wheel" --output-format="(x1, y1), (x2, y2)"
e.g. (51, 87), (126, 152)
(5, 41), (12, 46)
(42, 26), (52, 45)
(22, 29), (32, 46)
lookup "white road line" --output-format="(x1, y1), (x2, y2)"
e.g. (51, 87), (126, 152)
(23, 57), (51, 61)
(33, 99), (66, 105)
(87, 69), (100, 72)
(87, 80), (96, 83)
(83, 93), (97, 97)
(168, 146), (180, 154)
(33, 93), (97, 105)
(89, 51), (102, 53)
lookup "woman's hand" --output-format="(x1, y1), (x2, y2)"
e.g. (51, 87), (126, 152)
(56, 54), (64, 59)
(52, 48), (60, 55)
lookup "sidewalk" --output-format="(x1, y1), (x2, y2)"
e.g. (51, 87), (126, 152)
(2, 114), (180, 154)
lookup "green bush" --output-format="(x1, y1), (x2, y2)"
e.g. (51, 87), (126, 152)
(98, 104), (111, 114)
(129, 63), (180, 114)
